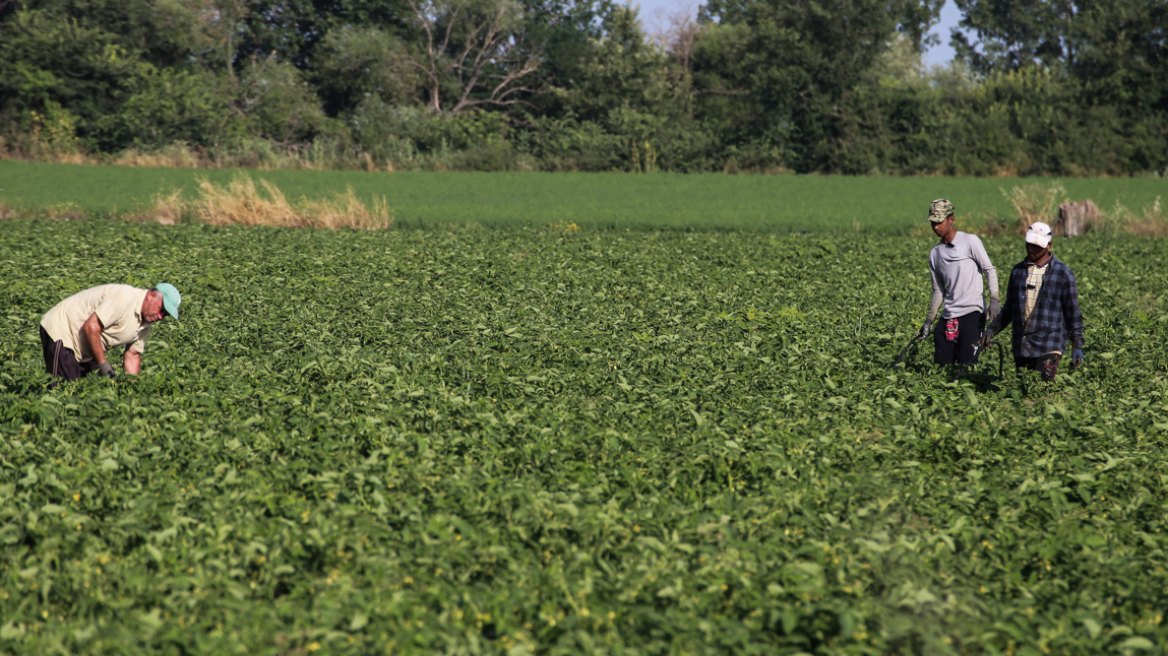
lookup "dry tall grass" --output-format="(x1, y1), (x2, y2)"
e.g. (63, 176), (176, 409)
(1106, 197), (1168, 236)
(127, 189), (186, 225)
(2, 137), (400, 172)
(0, 149), (96, 165)
(113, 143), (204, 169)
(1, 200), (95, 221)
(1001, 181), (1065, 232)
(192, 176), (300, 227)
(304, 187), (393, 230)
(134, 174), (392, 230)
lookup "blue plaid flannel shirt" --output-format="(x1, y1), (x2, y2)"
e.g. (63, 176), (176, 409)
(987, 255), (1084, 358)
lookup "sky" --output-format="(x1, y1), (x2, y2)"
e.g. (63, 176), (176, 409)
(922, 0), (963, 66)
(638, 0), (966, 67)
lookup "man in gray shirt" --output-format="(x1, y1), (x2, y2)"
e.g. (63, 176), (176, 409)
(916, 199), (1000, 365)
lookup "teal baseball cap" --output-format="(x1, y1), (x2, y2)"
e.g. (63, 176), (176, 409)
(154, 283), (181, 320)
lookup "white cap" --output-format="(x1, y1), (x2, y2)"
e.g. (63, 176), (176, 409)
(1025, 222), (1052, 248)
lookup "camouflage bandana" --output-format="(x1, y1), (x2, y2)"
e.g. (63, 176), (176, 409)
(928, 199), (954, 223)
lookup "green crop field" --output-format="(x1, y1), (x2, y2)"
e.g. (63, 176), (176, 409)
(1, 160), (1166, 231)
(2, 218), (1168, 654)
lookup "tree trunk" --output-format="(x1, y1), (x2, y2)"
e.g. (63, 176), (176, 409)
(1056, 200), (1099, 237)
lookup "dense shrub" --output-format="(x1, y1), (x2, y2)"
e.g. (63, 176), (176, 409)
(1, 0), (1165, 174)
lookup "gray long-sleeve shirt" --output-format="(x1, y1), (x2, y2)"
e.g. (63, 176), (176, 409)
(925, 231), (999, 324)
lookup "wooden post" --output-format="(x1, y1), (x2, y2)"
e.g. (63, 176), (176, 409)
(1056, 200), (1099, 237)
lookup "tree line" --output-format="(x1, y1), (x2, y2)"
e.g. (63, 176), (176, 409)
(1, 0), (1165, 174)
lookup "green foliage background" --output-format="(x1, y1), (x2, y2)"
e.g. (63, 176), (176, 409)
(2, 220), (1168, 653)
(2, 161), (1167, 232)
(0, 0), (1165, 174)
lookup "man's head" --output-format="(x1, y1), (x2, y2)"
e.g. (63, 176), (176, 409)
(928, 198), (956, 240)
(1025, 222), (1052, 262)
(141, 283), (181, 323)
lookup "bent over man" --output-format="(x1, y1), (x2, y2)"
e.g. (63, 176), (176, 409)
(983, 222), (1083, 382)
(917, 199), (1000, 365)
(40, 283), (181, 386)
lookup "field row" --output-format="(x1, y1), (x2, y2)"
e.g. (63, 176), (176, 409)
(2, 161), (1166, 231)
(1, 221), (1168, 653)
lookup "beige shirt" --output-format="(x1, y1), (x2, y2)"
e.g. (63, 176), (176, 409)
(1023, 263), (1049, 325)
(1023, 262), (1060, 355)
(40, 284), (152, 362)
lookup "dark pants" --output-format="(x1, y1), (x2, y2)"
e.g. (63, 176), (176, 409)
(933, 311), (985, 365)
(39, 327), (98, 387)
(1016, 353), (1061, 382)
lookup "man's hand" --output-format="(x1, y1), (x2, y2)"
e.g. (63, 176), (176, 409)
(97, 362), (117, 379)
(989, 298), (1001, 322)
(979, 330), (995, 348)
(1072, 349), (1084, 367)
(915, 322), (930, 340)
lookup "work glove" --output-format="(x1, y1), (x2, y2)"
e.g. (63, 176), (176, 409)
(988, 298), (1001, 322)
(915, 322), (930, 340)
(97, 362), (117, 379)
(979, 330), (995, 348)
(1072, 349), (1084, 367)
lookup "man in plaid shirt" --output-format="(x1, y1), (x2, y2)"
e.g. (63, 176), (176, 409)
(983, 222), (1084, 381)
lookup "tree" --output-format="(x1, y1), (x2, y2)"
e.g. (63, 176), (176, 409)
(514, 0), (609, 114)
(229, 54), (330, 144)
(649, 3), (700, 117)
(950, 0), (1078, 75)
(1067, 0), (1168, 113)
(232, 0), (415, 72)
(312, 26), (421, 116)
(403, 0), (542, 114)
(96, 68), (231, 147)
(692, 0), (943, 171)
(542, 3), (680, 122)
(184, 0), (254, 77)
(951, 0), (1168, 118)
(0, 9), (153, 148)
(0, 0), (228, 150)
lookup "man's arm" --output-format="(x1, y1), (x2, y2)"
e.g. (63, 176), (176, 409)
(83, 313), (118, 378)
(1063, 269), (1084, 350)
(921, 265), (943, 336)
(123, 348), (141, 375)
(970, 235), (1001, 318)
(81, 313), (107, 364)
(985, 268), (1000, 319)
(986, 268), (1014, 336)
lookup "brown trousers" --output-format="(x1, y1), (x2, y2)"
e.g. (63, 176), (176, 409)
(39, 327), (98, 387)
